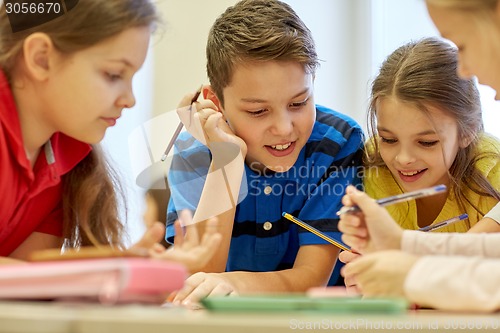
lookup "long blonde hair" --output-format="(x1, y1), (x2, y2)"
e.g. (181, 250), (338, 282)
(0, 0), (160, 248)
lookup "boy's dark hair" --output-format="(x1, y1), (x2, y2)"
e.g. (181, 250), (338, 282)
(206, 0), (319, 105)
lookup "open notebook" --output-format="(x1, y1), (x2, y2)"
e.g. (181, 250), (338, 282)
(0, 258), (187, 304)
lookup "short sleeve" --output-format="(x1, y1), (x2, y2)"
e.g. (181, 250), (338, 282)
(484, 202), (500, 224)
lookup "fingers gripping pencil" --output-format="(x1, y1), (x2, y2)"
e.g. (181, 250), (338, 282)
(161, 86), (203, 162)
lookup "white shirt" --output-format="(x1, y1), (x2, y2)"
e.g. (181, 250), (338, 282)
(484, 202), (500, 224)
(402, 230), (500, 311)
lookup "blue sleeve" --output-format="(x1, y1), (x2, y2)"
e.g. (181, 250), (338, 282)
(165, 134), (211, 244)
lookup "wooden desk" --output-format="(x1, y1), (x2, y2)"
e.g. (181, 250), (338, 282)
(0, 301), (499, 333)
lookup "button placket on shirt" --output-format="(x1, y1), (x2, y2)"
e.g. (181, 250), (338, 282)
(263, 185), (273, 231)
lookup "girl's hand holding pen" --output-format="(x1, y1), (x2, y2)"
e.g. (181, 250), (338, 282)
(337, 186), (419, 297)
(338, 186), (403, 254)
(337, 187), (416, 297)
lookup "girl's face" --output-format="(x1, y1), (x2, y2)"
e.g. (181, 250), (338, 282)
(426, 2), (500, 99)
(39, 26), (150, 144)
(376, 96), (463, 193)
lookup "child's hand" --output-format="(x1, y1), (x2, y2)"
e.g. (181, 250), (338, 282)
(196, 104), (247, 157)
(172, 272), (237, 307)
(342, 250), (419, 298)
(338, 251), (362, 294)
(149, 211), (222, 273)
(338, 186), (403, 254)
(130, 222), (166, 252)
(177, 93), (247, 157)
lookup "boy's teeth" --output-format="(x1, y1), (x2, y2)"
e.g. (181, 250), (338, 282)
(271, 142), (291, 150)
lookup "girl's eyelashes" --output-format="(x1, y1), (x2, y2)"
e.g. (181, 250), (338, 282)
(419, 140), (439, 147)
(105, 72), (123, 81)
(104, 68), (126, 81)
(379, 137), (439, 147)
(380, 137), (397, 144)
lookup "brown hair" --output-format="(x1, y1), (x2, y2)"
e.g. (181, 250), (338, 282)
(206, 0), (319, 105)
(367, 37), (500, 217)
(0, 0), (160, 249)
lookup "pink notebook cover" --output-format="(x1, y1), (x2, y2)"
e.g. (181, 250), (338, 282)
(0, 258), (187, 304)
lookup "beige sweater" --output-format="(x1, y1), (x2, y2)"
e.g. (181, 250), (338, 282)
(402, 230), (500, 311)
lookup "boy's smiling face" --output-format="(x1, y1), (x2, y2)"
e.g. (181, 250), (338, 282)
(220, 61), (316, 173)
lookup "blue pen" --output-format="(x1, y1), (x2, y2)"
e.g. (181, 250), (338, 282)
(336, 184), (447, 215)
(418, 214), (468, 232)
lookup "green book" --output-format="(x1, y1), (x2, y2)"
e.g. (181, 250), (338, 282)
(201, 295), (408, 314)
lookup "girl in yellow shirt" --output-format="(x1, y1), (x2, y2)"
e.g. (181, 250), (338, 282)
(340, 37), (500, 292)
(363, 37), (500, 233)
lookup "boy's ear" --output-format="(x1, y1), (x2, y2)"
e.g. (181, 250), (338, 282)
(203, 85), (223, 111)
(22, 33), (54, 81)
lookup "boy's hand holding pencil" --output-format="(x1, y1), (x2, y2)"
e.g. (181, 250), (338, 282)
(165, 86), (248, 160)
(161, 86), (203, 161)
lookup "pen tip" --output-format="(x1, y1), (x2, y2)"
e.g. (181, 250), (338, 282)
(160, 154), (167, 162)
(336, 207), (349, 216)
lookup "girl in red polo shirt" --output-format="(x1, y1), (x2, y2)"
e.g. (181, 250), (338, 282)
(0, 0), (219, 269)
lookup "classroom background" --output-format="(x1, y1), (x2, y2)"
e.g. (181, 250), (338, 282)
(101, 0), (500, 244)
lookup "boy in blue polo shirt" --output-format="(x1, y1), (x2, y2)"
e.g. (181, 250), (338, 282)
(166, 0), (364, 305)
